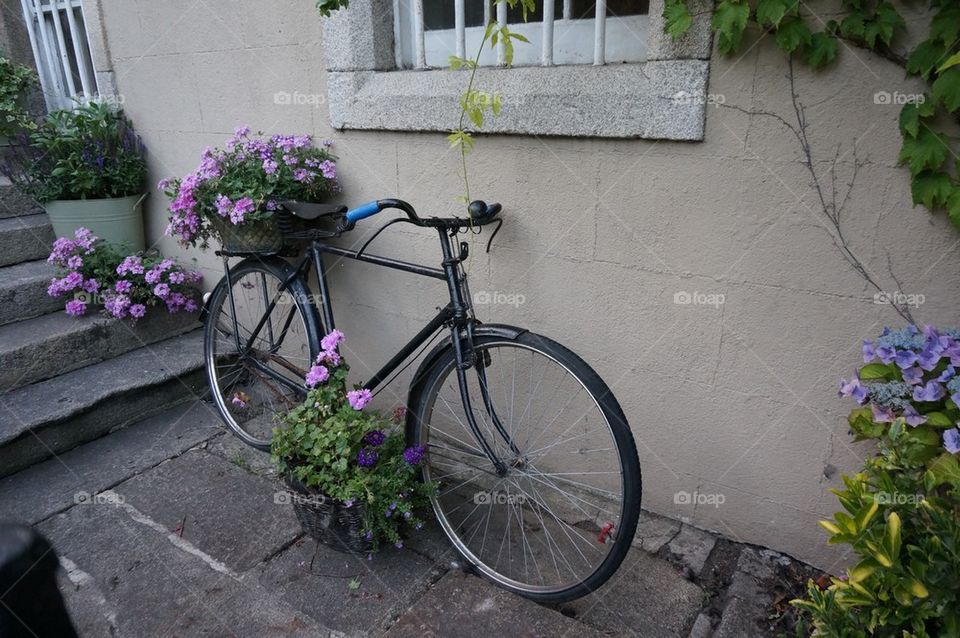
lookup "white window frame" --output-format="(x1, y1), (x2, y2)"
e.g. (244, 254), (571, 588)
(19, 0), (98, 110)
(322, 0), (714, 140)
(395, 0), (650, 68)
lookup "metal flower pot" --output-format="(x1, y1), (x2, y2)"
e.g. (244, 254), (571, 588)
(44, 193), (146, 251)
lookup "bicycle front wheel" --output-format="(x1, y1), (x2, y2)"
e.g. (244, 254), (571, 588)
(203, 257), (321, 450)
(409, 331), (641, 603)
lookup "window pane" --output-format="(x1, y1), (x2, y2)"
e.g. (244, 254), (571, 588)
(423, 0), (649, 31)
(424, 0), (489, 31)
(565, 0), (649, 20)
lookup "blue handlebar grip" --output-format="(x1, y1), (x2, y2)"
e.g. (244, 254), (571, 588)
(345, 201), (381, 223)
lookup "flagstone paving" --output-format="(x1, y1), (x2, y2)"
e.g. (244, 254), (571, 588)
(0, 400), (822, 637)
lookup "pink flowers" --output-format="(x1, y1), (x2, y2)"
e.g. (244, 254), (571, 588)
(46, 227), (203, 322)
(347, 389), (373, 411)
(306, 364), (330, 388)
(321, 329), (345, 352)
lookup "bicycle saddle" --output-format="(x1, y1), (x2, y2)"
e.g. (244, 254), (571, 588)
(280, 201), (348, 220)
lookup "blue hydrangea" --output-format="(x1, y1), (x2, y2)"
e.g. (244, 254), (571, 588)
(867, 381), (913, 409)
(875, 326), (926, 352)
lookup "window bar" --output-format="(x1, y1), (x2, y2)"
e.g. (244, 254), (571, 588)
(593, 0), (606, 65)
(45, 0), (79, 98)
(562, 0), (571, 20)
(62, 1), (94, 98)
(28, 0), (67, 109)
(541, 0), (554, 65)
(19, 0), (54, 109)
(483, 0), (491, 26)
(413, 0), (426, 69)
(454, 0), (465, 58)
(496, 0), (507, 66)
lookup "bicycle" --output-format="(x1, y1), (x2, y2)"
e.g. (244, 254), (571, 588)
(202, 198), (641, 602)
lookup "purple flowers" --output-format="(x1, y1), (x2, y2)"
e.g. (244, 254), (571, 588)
(348, 389), (373, 411)
(912, 380), (945, 403)
(321, 329), (345, 352)
(403, 445), (426, 466)
(364, 430), (386, 447)
(357, 448), (378, 468)
(65, 299), (87, 317)
(944, 428), (960, 454)
(46, 228), (202, 322)
(838, 376), (868, 404)
(305, 364), (330, 388)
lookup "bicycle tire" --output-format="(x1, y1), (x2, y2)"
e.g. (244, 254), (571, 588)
(203, 257), (322, 450)
(407, 330), (641, 603)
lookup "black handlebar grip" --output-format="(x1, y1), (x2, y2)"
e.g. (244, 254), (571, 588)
(468, 200), (502, 220)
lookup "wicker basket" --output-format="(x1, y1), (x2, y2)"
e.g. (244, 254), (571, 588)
(209, 215), (284, 254)
(284, 475), (372, 554)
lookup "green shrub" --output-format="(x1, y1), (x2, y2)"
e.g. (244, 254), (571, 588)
(3, 100), (146, 202)
(0, 55), (36, 138)
(792, 326), (960, 637)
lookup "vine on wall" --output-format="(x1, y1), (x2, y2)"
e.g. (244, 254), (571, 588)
(665, 0), (960, 227)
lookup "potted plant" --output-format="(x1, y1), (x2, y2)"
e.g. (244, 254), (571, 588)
(46, 226), (203, 319)
(271, 330), (434, 555)
(0, 55), (37, 146)
(2, 100), (147, 250)
(161, 126), (339, 252)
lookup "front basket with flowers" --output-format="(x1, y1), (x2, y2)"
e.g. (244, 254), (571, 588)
(271, 330), (434, 555)
(161, 127), (338, 253)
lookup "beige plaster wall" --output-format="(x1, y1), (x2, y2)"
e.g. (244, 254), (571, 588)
(94, 0), (960, 571)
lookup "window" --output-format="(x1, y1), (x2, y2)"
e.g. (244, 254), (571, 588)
(322, 0), (713, 140)
(396, 0), (651, 68)
(19, 0), (100, 110)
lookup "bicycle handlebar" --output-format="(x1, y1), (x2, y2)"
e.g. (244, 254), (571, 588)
(344, 198), (501, 229)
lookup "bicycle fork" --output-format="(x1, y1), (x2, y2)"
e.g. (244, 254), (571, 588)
(439, 237), (523, 477)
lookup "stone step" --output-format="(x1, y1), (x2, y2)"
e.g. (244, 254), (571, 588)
(0, 307), (200, 392)
(0, 184), (43, 220)
(0, 213), (53, 267)
(0, 331), (208, 478)
(0, 259), (61, 325)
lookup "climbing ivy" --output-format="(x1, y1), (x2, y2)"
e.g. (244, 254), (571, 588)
(664, 0), (960, 227)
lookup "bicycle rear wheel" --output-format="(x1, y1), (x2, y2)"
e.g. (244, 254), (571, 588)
(408, 331), (641, 603)
(203, 257), (321, 450)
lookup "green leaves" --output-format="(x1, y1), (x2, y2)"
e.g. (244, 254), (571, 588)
(712, 0), (750, 54)
(756, 0), (792, 28)
(663, 0), (693, 39)
(775, 18), (813, 54)
(898, 126), (949, 176)
(447, 129), (475, 153)
(907, 41), (945, 80)
(805, 32), (838, 68)
(925, 452), (960, 489)
(859, 363), (897, 380)
(931, 67), (960, 112)
(911, 171), (953, 209)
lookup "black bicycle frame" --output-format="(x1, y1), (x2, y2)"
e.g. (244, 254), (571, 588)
(221, 226), (518, 474)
